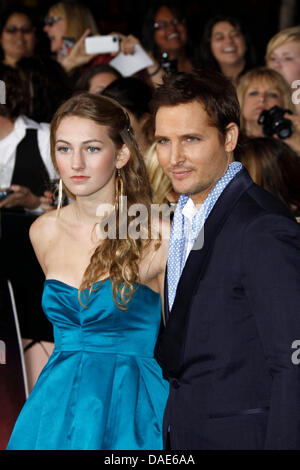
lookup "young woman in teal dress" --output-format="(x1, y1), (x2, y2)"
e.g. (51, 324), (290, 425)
(7, 92), (169, 450)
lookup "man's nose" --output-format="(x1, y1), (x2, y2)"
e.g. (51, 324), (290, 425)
(169, 142), (185, 166)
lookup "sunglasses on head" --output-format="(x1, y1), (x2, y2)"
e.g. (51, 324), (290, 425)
(44, 16), (62, 26)
(4, 25), (34, 34)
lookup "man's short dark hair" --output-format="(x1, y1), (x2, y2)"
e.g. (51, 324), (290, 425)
(151, 70), (240, 140)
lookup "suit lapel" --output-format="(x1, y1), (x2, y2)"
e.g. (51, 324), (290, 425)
(155, 168), (254, 377)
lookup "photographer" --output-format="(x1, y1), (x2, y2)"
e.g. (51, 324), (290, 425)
(237, 67), (300, 156)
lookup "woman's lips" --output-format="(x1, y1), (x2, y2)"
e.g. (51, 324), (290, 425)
(71, 176), (90, 181)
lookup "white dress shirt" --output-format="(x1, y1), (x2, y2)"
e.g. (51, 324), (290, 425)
(0, 115), (57, 188)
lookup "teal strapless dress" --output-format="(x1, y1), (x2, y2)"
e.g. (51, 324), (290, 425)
(7, 279), (169, 450)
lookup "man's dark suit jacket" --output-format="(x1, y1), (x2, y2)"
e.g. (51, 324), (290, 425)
(155, 167), (300, 450)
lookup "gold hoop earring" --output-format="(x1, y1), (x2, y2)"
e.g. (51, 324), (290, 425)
(115, 169), (124, 213)
(56, 178), (63, 219)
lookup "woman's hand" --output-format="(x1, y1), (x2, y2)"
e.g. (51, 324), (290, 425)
(109, 32), (140, 56)
(59, 29), (97, 72)
(0, 185), (41, 210)
(110, 32), (164, 86)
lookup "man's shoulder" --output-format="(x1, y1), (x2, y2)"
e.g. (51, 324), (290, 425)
(232, 178), (294, 223)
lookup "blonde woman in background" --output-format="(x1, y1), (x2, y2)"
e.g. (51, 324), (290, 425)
(237, 67), (300, 155)
(43, 1), (98, 72)
(266, 27), (300, 96)
(43, 2), (141, 75)
(145, 142), (177, 205)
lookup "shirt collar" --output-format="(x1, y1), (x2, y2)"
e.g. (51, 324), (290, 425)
(178, 161), (242, 220)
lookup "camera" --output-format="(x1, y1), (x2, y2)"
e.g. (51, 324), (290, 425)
(258, 105), (293, 139)
(85, 35), (119, 54)
(160, 52), (177, 75)
(60, 37), (75, 57)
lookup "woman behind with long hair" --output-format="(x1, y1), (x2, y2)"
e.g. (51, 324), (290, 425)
(6, 93), (169, 450)
(141, 1), (196, 85)
(236, 136), (300, 216)
(199, 15), (256, 86)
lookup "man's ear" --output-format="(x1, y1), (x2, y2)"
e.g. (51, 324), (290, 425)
(225, 123), (239, 152)
(116, 144), (130, 169)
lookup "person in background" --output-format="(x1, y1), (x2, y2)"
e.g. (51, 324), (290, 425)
(17, 56), (71, 123)
(144, 142), (177, 205)
(236, 136), (300, 217)
(199, 15), (256, 86)
(101, 76), (153, 155)
(43, 1), (150, 82)
(74, 63), (121, 94)
(0, 64), (56, 212)
(0, 6), (36, 67)
(237, 67), (300, 155)
(43, 1), (99, 73)
(141, 1), (196, 86)
(266, 26), (300, 116)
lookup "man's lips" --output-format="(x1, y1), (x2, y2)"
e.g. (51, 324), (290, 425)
(170, 169), (192, 179)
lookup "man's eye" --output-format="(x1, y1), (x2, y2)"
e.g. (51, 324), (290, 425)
(157, 138), (169, 144)
(185, 136), (199, 142)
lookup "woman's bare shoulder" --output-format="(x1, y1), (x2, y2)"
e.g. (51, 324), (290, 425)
(29, 210), (59, 245)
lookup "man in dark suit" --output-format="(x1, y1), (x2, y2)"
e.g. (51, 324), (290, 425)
(152, 70), (300, 450)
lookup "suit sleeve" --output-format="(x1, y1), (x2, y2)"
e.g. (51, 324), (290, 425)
(243, 213), (300, 449)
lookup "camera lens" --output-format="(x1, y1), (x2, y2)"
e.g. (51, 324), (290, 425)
(277, 126), (292, 139)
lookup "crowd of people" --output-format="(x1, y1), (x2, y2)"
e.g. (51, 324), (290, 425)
(0, 1), (299, 214)
(1, 0), (300, 451)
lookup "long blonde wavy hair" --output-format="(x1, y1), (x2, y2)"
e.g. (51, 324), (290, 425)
(50, 93), (154, 309)
(145, 142), (173, 205)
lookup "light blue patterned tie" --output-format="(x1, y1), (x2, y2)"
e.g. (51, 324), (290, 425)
(167, 162), (242, 311)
